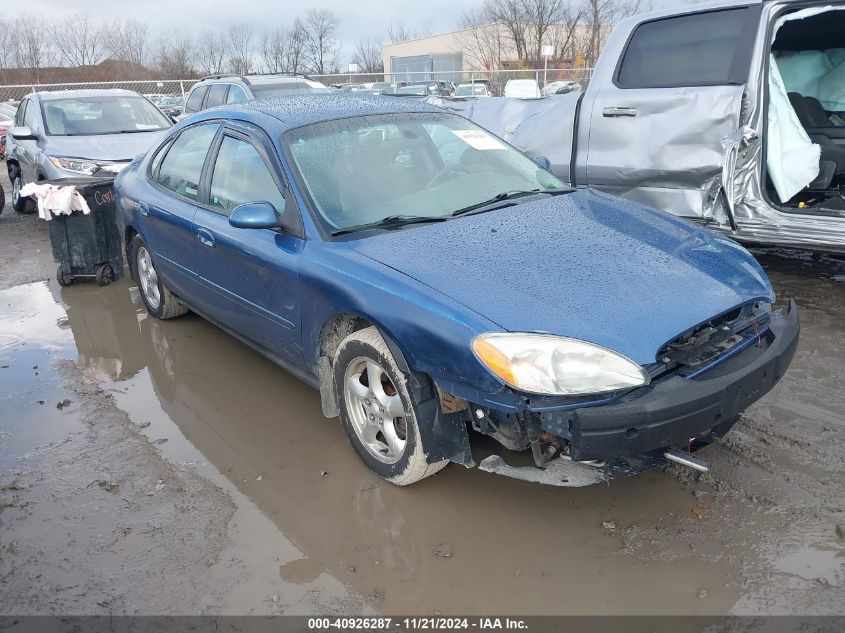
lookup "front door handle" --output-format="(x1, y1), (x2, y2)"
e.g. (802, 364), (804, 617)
(138, 201), (149, 216)
(196, 229), (215, 248)
(602, 106), (638, 117)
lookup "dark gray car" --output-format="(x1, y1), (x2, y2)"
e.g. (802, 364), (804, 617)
(6, 89), (171, 213)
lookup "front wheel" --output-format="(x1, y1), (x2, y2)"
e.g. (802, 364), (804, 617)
(11, 172), (34, 214)
(334, 326), (448, 485)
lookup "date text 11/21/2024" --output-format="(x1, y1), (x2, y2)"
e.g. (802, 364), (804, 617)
(307, 617), (529, 630)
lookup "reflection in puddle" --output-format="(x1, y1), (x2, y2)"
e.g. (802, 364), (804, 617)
(3, 278), (764, 614)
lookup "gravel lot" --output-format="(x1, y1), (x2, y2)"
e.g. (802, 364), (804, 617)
(0, 169), (843, 615)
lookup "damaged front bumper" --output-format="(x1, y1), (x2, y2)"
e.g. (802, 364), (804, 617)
(479, 300), (800, 486)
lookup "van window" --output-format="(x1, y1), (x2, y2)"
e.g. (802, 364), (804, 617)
(185, 85), (209, 113)
(617, 9), (752, 88)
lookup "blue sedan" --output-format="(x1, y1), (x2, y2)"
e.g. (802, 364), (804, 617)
(115, 94), (799, 487)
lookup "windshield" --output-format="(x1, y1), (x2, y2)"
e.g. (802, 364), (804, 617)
(251, 80), (330, 97)
(41, 95), (171, 136)
(286, 112), (566, 233)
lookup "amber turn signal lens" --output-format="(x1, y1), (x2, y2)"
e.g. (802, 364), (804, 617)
(472, 337), (517, 385)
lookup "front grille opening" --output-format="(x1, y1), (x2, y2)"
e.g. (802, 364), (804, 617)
(648, 302), (771, 380)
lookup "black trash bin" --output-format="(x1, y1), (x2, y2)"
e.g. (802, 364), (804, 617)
(40, 178), (124, 287)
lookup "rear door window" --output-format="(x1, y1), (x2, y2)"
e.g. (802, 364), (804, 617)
(209, 135), (285, 214)
(185, 85), (209, 113)
(156, 123), (220, 201)
(205, 84), (229, 109)
(617, 8), (754, 88)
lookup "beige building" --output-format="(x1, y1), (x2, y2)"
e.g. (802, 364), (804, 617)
(382, 23), (596, 79)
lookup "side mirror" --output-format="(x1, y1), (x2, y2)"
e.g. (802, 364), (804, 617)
(229, 201), (282, 229)
(10, 125), (37, 140)
(533, 155), (551, 170)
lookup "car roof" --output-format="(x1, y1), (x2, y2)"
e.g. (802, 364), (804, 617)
(195, 93), (446, 131)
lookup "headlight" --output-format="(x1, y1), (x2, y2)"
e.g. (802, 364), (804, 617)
(99, 163), (128, 174)
(48, 156), (98, 175)
(471, 333), (650, 396)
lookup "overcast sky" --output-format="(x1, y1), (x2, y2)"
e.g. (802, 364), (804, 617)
(32, 0), (691, 65)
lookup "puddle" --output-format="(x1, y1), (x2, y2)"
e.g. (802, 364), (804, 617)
(3, 250), (845, 614)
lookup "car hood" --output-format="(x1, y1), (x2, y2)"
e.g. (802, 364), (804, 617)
(347, 190), (775, 365)
(44, 130), (167, 162)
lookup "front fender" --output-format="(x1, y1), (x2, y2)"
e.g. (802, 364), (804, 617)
(300, 243), (526, 412)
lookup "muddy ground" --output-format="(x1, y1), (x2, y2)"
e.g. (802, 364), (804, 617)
(0, 172), (843, 616)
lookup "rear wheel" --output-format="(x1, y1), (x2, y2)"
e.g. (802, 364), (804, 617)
(56, 265), (72, 287)
(334, 326), (448, 485)
(11, 171), (34, 214)
(130, 235), (188, 320)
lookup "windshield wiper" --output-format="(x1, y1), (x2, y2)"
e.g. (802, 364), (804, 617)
(331, 214), (449, 237)
(450, 188), (569, 218)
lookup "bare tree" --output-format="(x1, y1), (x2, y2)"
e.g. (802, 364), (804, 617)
(227, 23), (253, 74)
(351, 39), (382, 74)
(260, 29), (287, 73)
(387, 20), (413, 43)
(285, 19), (307, 73)
(0, 20), (14, 71)
(302, 9), (339, 74)
(104, 19), (149, 68)
(486, 0), (530, 62)
(582, 0), (651, 66)
(12, 16), (52, 81)
(457, 9), (507, 71)
(52, 13), (105, 67)
(387, 19), (434, 43)
(155, 30), (195, 79)
(196, 29), (228, 76)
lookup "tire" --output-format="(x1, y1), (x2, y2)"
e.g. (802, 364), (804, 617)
(130, 234), (188, 320)
(96, 263), (115, 286)
(0, 183), (5, 213)
(11, 171), (34, 214)
(56, 265), (73, 287)
(334, 326), (448, 485)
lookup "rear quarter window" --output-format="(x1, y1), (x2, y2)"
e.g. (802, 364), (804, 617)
(617, 8), (755, 88)
(185, 85), (209, 113)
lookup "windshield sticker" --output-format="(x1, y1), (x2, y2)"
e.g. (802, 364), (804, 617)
(451, 129), (505, 150)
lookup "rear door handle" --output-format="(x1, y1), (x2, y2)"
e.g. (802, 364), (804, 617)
(602, 106), (638, 117)
(196, 229), (215, 248)
(138, 201), (149, 216)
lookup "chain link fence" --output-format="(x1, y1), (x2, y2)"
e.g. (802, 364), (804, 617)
(0, 68), (592, 103)
(311, 68), (594, 94)
(0, 79), (200, 103)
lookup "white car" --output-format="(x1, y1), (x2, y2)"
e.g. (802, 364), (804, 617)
(454, 84), (491, 98)
(541, 81), (582, 97)
(504, 79), (542, 99)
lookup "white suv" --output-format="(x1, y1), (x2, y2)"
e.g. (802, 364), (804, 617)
(181, 74), (330, 118)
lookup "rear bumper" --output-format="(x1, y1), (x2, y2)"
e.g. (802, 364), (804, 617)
(551, 300), (799, 461)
